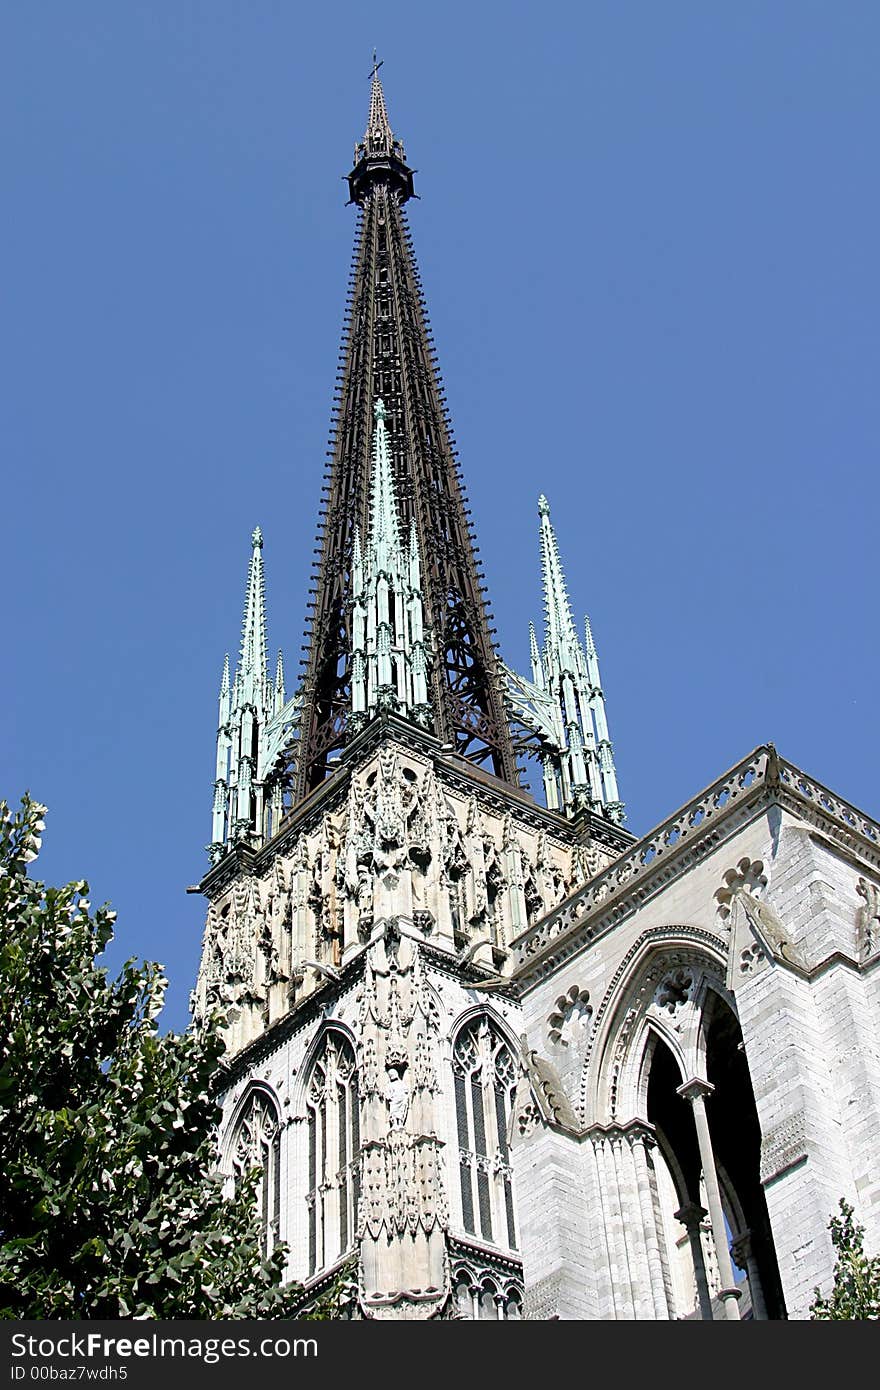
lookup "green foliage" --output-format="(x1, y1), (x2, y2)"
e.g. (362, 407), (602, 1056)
(811, 1199), (880, 1320)
(0, 794), (335, 1319)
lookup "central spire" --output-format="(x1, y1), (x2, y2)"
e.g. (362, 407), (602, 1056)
(295, 68), (519, 798)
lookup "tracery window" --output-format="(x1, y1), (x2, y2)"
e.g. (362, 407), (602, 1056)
(452, 1016), (518, 1250)
(306, 1030), (360, 1277)
(230, 1087), (281, 1256)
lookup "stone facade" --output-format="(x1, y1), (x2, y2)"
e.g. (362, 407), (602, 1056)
(192, 74), (880, 1320)
(194, 714), (626, 1318)
(195, 735), (880, 1319)
(509, 746), (880, 1320)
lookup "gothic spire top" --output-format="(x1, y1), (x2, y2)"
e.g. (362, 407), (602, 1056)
(538, 494), (581, 674)
(369, 398), (402, 564)
(348, 58), (414, 204)
(502, 496), (624, 822)
(239, 526), (268, 696)
(366, 52), (393, 145)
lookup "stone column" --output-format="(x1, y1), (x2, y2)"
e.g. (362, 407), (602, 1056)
(674, 1201), (713, 1320)
(677, 1078), (742, 1320)
(631, 1130), (672, 1319)
(731, 1228), (767, 1320)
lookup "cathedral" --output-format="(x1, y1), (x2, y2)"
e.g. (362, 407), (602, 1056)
(190, 69), (880, 1320)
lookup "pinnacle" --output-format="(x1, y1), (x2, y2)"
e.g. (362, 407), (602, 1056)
(368, 397), (401, 557)
(238, 528), (268, 688)
(366, 53), (393, 145)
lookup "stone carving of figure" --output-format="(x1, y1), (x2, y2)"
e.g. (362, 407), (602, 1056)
(856, 878), (880, 959)
(464, 800), (488, 924)
(523, 859), (543, 924)
(440, 796), (468, 882)
(738, 891), (799, 965)
(365, 757), (409, 886)
(386, 1067), (410, 1130)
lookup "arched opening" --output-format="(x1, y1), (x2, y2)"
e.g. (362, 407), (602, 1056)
(305, 1030), (360, 1278)
(228, 1086), (282, 1257)
(451, 1015), (518, 1251)
(452, 1268), (523, 1321)
(703, 995), (787, 1319)
(644, 996), (786, 1319)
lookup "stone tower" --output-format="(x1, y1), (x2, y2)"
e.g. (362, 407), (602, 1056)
(192, 67), (629, 1318)
(193, 68), (880, 1321)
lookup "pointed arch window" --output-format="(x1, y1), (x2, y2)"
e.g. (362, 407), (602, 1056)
(229, 1088), (282, 1256)
(306, 1030), (360, 1277)
(452, 1017), (518, 1250)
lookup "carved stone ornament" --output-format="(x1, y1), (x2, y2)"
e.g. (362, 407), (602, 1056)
(547, 985), (593, 1047)
(655, 969), (693, 1015)
(715, 858), (768, 923)
(856, 877), (880, 960)
(718, 857), (802, 985)
(520, 1038), (578, 1131)
(385, 1065), (410, 1130)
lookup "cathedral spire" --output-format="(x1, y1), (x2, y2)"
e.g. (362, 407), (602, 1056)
(296, 71), (519, 798)
(209, 529), (295, 860)
(274, 649), (285, 713)
(349, 399), (432, 731)
(348, 57), (414, 206)
(538, 493), (583, 683)
(504, 497), (624, 823)
(238, 526), (268, 710)
(368, 398), (402, 570)
(366, 52), (393, 147)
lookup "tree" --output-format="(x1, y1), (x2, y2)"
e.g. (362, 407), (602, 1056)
(0, 794), (341, 1319)
(811, 1199), (880, 1320)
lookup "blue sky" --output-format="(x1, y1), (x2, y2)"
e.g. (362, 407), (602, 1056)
(3, 3), (877, 1032)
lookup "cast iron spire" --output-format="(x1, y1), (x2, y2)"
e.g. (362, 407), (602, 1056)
(295, 64), (519, 797)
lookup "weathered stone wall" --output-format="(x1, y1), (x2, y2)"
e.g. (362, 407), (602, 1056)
(511, 770), (880, 1319)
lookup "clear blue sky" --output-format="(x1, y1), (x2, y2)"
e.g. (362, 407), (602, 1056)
(3, 3), (877, 1032)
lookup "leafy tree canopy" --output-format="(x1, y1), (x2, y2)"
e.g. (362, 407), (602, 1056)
(0, 794), (338, 1319)
(811, 1199), (880, 1320)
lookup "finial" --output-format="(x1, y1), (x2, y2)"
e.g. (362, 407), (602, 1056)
(369, 50), (384, 83)
(251, 525), (263, 549)
(538, 494), (550, 517)
(374, 397), (387, 422)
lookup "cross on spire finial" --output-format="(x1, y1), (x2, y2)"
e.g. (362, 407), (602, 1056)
(369, 50), (384, 83)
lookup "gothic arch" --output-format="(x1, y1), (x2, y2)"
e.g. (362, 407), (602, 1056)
(222, 1081), (283, 1255)
(445, 1001), (521, 1062)
(447, 1010), (520, 1253)
(584, 938), (785, 1318)
(291, 1019), (359, 1113)
(450, 1257), (523, 1320)
(297, 1025), (360, 1279)
(635, 1018), (688, 1118)
(582, 925), (728, 1124)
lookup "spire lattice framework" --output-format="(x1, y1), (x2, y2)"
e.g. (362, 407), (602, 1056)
(295, 68), (519, 799)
